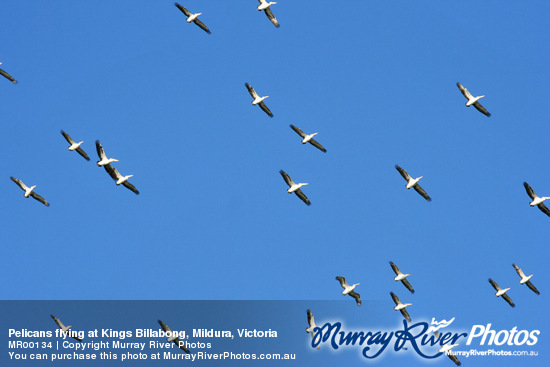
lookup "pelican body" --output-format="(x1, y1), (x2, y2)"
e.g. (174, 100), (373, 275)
(257, 1), (277, 11)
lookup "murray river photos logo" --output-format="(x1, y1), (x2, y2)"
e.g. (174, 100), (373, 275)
(309, 318), (540, 360)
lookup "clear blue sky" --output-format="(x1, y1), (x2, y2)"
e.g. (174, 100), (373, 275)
(2, 1), (549, 366)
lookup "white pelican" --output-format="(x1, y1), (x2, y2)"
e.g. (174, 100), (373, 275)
(289, 125), (327, 153)
(523, 182), (550, 217)
(174, 3), (211, 34)
(335, 276), (361, 306)
(50, 315), (82, 342)
(389, 261), (414, 293)
(305, 309), (320, 349)
(390, 292), (412, 322)
(158, 320), (190, 353)
(395, 165), (431, 202)
(279, 170), (310, 206)
(488, 279), (515, 308)
(95, 140), (119, 166)
(0, 62), (17, 84)
(456, 82), (491, 117)
(104, 165), (139, 195)
(61, 130), (90, 161)
(245, 83), (273, 117)
(257, 0), (279, 28)
(10, 177), (50, 207)
(438, 343), (461, 366)
(513, 264), (540, 295)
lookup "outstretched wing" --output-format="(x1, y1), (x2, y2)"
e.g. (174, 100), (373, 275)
(309, 139), (327, 153)
(103, 164), (119, 181)
(61, 130), (75, 145)
(174, 2), (192, 17)
(414, 184), (432, 202)
(523, 182), (536, 200)
(173, 337), (189, 353)
(488, 278), (500, 292)
(122, 180), (140, 195)
(193, 18), (211, 34)
(502, 293), (515, 308)
(50, 315), (65, 329)
(10, 176), (27, 191)
(448, 353), (462, 366)
(390, 292), (400, 305)
(294, 189), (311, 206)
(290, 124), (306, 138)
(512, 263), (525, 279)
(390, 261), (401, 275)
(245, 82), (258, 99)
(526, 280), (540, 295)
(335, 276), (348, 289)
(456, 82), (472, 100)
(395, 165), (411, 181)
(401, 278), (415, 294)
(30, 191), (50, 207)
(279, 170), (294, 187)
(259, 101), (273, 117)
(348, 290), (361, 306)
(95, 140), (106, 160)
(76, 147), (90, 161)
(306, 309), (315, 328)
(537, 202), (550, 217)
(400, 308), (411, 322)
(0, 67), (17, 84)
(264, 8), (280, 28)
(473, 101), (491, 117)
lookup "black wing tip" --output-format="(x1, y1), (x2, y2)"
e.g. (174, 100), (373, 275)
(426, 197), (432, 202)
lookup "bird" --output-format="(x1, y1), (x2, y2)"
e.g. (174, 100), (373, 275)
(395, 165), (431, 201)
(158, 320), (189, 353)
(279, 170), (310, 206)
(305, 309), (320, 349)
(0, 62), (17, 84)
(61, 130), (90, 161)
(10, 177), (50, 207)
(513, 264), (540, 295)
(174, 3), (211, 34)
(289, 125), (326, 153)
(390, 292), (412, 322)
(488, 279), (515, 308)
(50, 315), (82, 342)
(104, 165), (140, 195)
(257, 0), (279, 28)
(523, 182), (550, 217)
(456, 82), (491, 117)
(335, 276), (361, 306)
(438, 343), (461, 366)
(95, 140), (119, 167)
(245, 83), (273, 117)
(389, 261), (414, 293)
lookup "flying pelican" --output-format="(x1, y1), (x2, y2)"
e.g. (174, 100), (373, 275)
(395, 165), (431, 202)
(390, 292), (412, 322)
(50, 315), (82, 342)
(335, 276), (361, 306)
(488, 279), (515, 308)
(158, 320), (189, 353)
(0, 62), (17, 84)
(61, 130), (90, 161)
(174, 3), (211, 34)
(257, 0), (279, 28)
(280, 170), (310, 206)
(305, 309), (320, 349)
(513, 264), (540, 295)
(389, 261), (414, 293)
(104, 165), (140, 195)
(245, 83), (273, 117)
(523, 182), (550, 217)
(10, 177), (50, 207)
(438, 343), (461, 366)
(456, 82), (491, 117)
(95, 140), (119, 166)
(289, 125), (327, 153)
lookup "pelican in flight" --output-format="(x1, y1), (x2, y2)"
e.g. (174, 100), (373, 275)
(95, 140), (119, 166)
(439, 343), (461, 366)
(245, 83), (273, 117)
(280, 170), (310, 206)
(523, 182), (550, 217)
(513, 264), (540, 295)
(158, 320), (189, 353)
(104, 165), (139, 195)
(10, 177), (50, 207)
(289, 125), (327, 153)
(0, 62), (17, 84)
(50, 315), (82, 342)
(390, 261), (414, 293)
(257, 0), (279, 28)
(61, 130), (90, 161)
(174, 3), (211, 34)
(395, 165), (431, 201)
(488, 279), (515, 308)
(390, 292), (412, 322)
(335, 276), (361, 306)
(456, 82), (491, 117)
(305, 309), (320, 349)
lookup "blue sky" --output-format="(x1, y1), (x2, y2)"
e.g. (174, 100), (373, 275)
(1, 1), (549, 365)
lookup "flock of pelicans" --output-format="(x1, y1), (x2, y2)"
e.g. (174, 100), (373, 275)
(2, 3), (543, 366)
